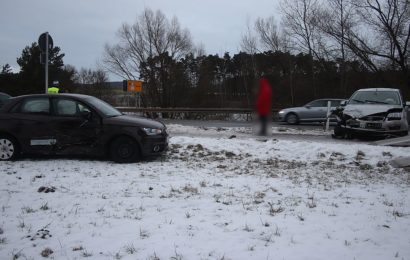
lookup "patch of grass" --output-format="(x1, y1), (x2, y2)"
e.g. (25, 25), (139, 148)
(18, 220), (25, 229)
(148, 252), (160, 260)
(72, 245), (84, 251)
(22, 206), (35, 214)
(267, 202), (284, 216)
(41, 248), (53, 258)
(0, 237), (7, 244)
(82, 250), (93, 257)
(356, 150), (365, 160)
(383, 200), (394, 207)
(359, 164), (373, 170)
(382, 151), (393, 157)
(393, 210), (408, 218)
(307, 195), (317, 208)
(182, 184), (198, 194)
(243, 224), (254, 232)
(139, 228), (149, 239)
(274, 225), (282, 237)
(40, 203), (49, 211)
(124, 243), (137, 254)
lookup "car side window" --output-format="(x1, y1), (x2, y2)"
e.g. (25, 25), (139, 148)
(53, 99), (94, 118)
(78, 103), (91, 113)
(331, 100), (341, 107)
(20, 98), (50, 114)
(308, 100), (327, 107)
(54, 99), (79, 116)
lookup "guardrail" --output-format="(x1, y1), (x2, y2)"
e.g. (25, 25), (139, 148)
(116, 107), (280, 121)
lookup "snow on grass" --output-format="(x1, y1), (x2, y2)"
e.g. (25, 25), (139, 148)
(1, 133), (410, 259)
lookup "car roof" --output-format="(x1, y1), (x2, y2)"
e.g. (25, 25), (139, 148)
(313, 98), (344, 101)
(7, 93), (96, 103)
(356, 88), (400, 92)
(13, 93), (92, 99)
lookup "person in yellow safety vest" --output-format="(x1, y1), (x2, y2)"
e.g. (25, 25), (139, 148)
(47, 87), (59, 94)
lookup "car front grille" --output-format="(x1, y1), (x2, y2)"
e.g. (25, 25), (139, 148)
(360, 116), (385, 121)
(347, 119), (383, 129)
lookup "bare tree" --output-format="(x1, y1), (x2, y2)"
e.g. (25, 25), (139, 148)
(280, 0), (327, 97)
(280, 0), (325, 58)
(240, 20), (259, 54)
(103, 8), (193, 79)
(255, 16), (284, 52)
(346, 0), (410, 86)
(319, 0), (356, 96)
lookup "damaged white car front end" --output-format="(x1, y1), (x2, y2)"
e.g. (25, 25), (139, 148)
(333, 88), (409, 138)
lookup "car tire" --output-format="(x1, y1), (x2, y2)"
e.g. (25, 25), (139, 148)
(285, 113), (299, 125)
(109, 136), (141, 163)
(0, 135), (19, 161)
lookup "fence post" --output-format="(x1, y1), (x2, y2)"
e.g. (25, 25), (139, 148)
(325, 101), (331, 131)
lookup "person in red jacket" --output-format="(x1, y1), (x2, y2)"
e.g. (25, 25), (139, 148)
(256, 77), (272, 136)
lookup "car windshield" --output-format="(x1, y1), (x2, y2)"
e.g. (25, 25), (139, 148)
(85, 96), (122, 117)
(349, 90), (401, 105)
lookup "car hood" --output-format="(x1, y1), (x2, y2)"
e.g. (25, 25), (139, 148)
(104, 115), (165, 129)
(343, 104), (402, 118)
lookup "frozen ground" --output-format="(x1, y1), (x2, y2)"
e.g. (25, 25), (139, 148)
(1, 125), (410, 260)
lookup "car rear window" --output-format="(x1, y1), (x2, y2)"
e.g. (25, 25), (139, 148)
(20, 98), (50, 114)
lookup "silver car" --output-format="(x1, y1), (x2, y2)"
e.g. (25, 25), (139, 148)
(333, 88), (409, 138)
(278, 99), (344, 124)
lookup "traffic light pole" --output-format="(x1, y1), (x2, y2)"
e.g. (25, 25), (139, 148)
(45, 32), (49, 94)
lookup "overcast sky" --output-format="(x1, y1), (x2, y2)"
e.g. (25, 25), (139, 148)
(0, 0), (279, 80)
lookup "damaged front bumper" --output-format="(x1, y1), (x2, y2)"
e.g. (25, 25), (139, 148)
(332, 108), (409, 138)
(336, 121), (407, 137)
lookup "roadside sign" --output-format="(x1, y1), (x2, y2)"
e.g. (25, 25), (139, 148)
(38, 33), (53, 51)
(123, 80), (142, 92)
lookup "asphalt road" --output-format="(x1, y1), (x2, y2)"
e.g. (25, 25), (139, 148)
(160, 119), (331, 130)
(160, 119), (362, 144)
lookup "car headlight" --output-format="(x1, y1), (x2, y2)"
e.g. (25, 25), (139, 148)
(278, 110), (285, 114)
(142, 127), (163, 135)
(387, 112), (402, 120)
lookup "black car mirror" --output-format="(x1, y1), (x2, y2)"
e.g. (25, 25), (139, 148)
(340, 100), (347, 106)
(305, 105), (311, 109)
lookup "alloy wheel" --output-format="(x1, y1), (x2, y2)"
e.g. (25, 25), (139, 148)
(0, 138), (15, 160)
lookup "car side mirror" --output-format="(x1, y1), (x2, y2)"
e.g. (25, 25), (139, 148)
(305, 105), (311, 109)
(340, 100), (347, 106)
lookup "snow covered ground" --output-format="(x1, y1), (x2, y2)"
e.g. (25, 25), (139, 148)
(1, 125), (410, 260)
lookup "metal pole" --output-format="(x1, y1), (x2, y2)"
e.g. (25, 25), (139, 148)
(45, 32), (49, 94)
(325, 101), (331, 131)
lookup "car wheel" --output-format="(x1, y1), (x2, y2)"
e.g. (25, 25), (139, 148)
(0, 136), (19, 161)
(286, 113), (299, 125)
(109, 136), (141, 163)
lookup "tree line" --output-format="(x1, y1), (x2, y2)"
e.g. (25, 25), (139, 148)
(1, 0), (409, 108)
